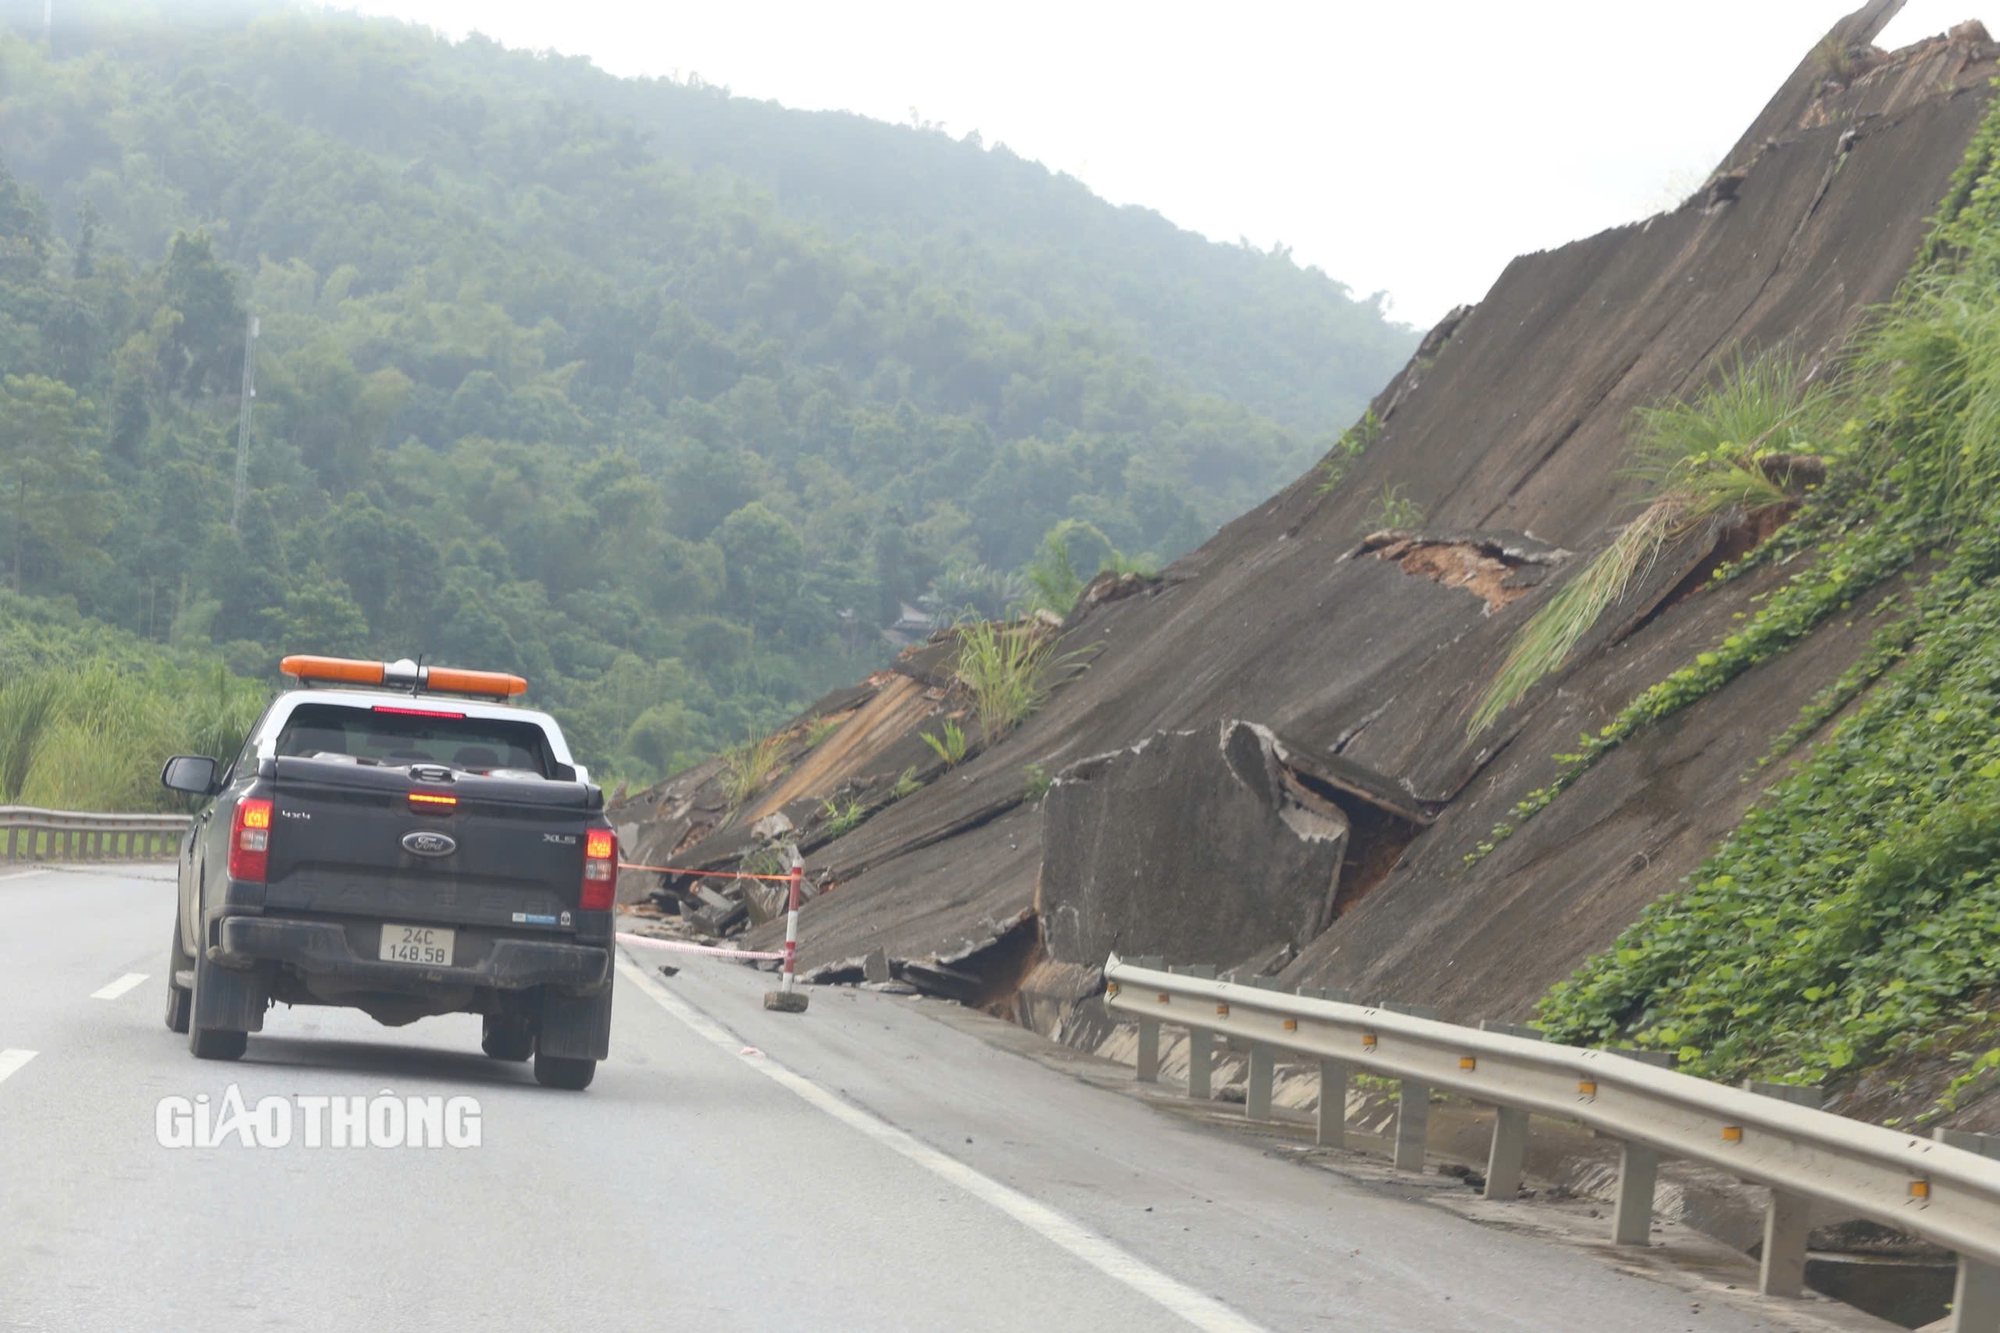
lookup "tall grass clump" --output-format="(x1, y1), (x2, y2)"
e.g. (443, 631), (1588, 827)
(1, 659), (266, 811)
(950, 616), (1088, 740)
(718, 731), (789, 809)
(1468, 351), (1832, 735)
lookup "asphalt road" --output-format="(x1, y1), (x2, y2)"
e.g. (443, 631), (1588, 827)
(0, 865), (1803, 1332)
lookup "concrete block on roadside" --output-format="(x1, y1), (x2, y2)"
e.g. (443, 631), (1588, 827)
(863, 948), (892, 984)
(764, 990), (809, 1013)
(1479, 1019), (1543, 1041)
(1742, 1078), (1822, 1108)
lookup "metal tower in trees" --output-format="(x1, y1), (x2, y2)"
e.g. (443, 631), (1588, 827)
(231, 315), (259, 533)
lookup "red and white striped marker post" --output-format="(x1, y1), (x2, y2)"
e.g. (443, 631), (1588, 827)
(763, 853), (809, 1013)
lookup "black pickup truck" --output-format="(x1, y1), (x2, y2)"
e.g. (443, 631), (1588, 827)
(160, 658), (617, 1090)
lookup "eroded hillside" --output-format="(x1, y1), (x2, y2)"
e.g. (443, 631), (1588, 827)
(616, 5), (2000, 1113)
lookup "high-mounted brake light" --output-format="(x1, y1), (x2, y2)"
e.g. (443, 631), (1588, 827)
(372, 705), (467, 719)
(409, 792), (458, 810)
(229, 797), (273, 883)
(279, 655), (527, 700)
(581, 828), (617, 910)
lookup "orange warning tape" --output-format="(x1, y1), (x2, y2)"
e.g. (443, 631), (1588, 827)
(618, 861), (800, 883)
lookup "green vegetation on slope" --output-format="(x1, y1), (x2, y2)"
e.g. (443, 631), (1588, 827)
(0, 595), (267, 811)
(1468, 352), (1834, 737)
(1537, 89), (2000, 1092)
(0, 3), (1411, 789)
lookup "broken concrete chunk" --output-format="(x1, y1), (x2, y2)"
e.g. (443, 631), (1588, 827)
(862, 947), (892, 984)
(690, 898), (748, 936)
(897, 958), (986, 1002)
(750, 811), (794, 842)
(804, 958), (868, 986)
(742, 877), (790, 927)
(1038, 720), (1349, 969)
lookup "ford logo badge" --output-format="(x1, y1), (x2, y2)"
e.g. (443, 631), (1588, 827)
(402, 830), (457, 858)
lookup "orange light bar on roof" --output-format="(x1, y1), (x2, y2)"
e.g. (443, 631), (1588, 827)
(425, 666), (528, 698)
(278, 655), (529, 699)
(280, 655), (386, 686)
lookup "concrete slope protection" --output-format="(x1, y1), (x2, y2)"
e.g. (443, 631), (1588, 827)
(0, 866), (1793, 1333)
(615, 9), (1998, 1024)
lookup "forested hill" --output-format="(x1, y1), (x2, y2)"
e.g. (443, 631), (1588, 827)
(471, 60), (1402, 433)
(0, 0), (1414, 790)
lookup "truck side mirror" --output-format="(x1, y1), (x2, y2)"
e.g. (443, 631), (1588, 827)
(160, 755), (220, 796)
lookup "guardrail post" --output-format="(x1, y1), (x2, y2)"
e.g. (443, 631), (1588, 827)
(1759, 1190), (1811, 1297)
(1605, 1049), (1675, 1246)
(1735, 1078), (1823, 1296)
(1477, 1020), (1541, 1201)
(1316, 1059), (1348, 1147)
(1932, 1129), (2000, 1331)
(1379, 1003), (1438, 1173)
(1486, 1107), (1530, 1201)
(1133, 956), (1163, 1082)
(1301, 988), (1351, 1148)
(1394, 1081), (1429, 1171)
(1952, 1255), (2000, 1333)
(1612, 1142), (1659, 1245)
(1171, 965), (1216, 1099)
(1246, 977), (1281, 1121)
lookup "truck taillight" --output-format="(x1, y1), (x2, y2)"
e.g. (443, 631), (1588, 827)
(582, 828), (616, 910)
(229, 797), (273, 883)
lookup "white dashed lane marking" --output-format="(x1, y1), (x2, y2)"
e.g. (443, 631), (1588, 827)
(90, 973), (148, 1001)
(0, 1050), (37, 1085)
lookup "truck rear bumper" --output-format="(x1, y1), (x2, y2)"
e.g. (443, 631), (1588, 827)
(217, 915), (612, 993)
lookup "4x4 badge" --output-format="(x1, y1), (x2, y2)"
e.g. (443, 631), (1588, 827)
(401, 830), (457, 858)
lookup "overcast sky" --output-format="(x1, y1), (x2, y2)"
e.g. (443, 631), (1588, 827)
(344, 1), (1995, 328)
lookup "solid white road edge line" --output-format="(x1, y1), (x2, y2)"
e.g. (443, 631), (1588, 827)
(616, 955), (1273, 1333)
(0, 1050), (37, 1085)
(90, 972), (149, 1001)
(0, 869), (51, 883)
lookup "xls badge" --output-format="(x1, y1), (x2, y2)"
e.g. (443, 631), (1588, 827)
(401, 830), (458, 858)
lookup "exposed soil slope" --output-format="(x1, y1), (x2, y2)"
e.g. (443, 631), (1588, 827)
(618, 10), (2000, 1017)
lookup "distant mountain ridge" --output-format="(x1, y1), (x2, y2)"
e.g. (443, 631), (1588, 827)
(17, 1), (1410, 430)
(0, 0), (1413, 787)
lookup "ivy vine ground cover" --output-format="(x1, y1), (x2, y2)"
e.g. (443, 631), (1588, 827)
(1532, 83), (2000, 1098)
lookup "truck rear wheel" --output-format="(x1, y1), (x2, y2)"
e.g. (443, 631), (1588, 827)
(532, 1052), (595, 1090)
(481, 1015), (534, 1062)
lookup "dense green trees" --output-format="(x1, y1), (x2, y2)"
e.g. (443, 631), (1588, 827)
(0, 3), (1411, 785)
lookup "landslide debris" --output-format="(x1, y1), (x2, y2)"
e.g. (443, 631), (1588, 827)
(618, 9), (2000, 1066)
(1355, 531), (1565, 614)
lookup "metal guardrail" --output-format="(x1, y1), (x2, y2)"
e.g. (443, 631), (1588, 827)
(1105, 955), (2000, 1330)
(0, 806), (189, 861)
